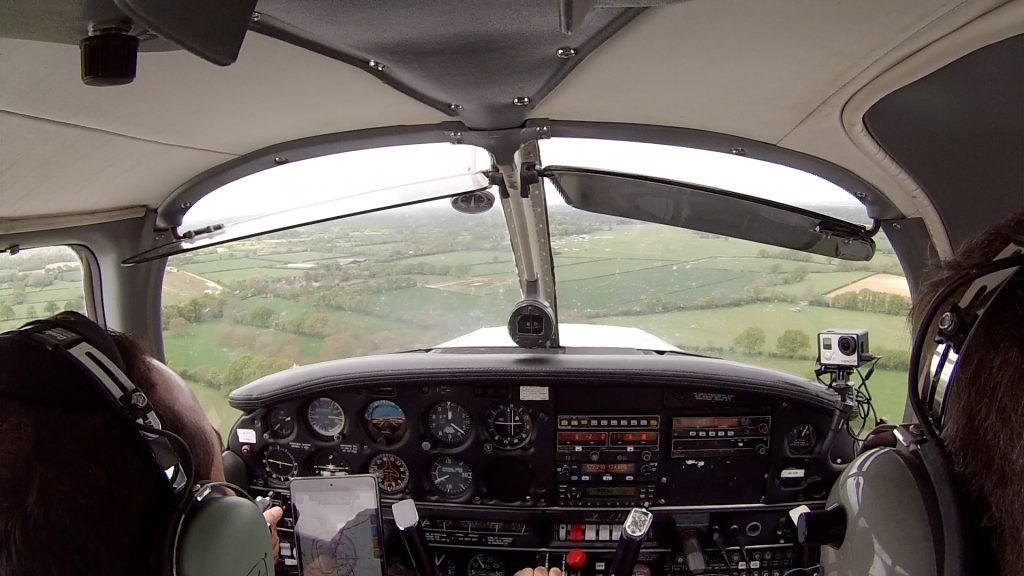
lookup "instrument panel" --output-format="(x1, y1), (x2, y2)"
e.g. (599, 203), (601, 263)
(224, 351), (853, 575)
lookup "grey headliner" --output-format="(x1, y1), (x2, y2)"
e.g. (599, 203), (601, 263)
(1, 0), (1022, 349)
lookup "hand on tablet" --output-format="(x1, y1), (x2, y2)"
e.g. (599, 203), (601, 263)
(515, 567), (563, 576)
(263, 506), (284, 558)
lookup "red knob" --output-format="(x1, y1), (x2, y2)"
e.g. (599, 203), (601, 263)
(566, 548), (587, 571)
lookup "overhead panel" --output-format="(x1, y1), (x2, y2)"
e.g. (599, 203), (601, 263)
(251, 0), (651, 129)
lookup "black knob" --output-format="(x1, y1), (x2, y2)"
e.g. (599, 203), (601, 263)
(796, 504), (846, 549)
(589, 451), (601, 462)
(80, 32), (139, 86)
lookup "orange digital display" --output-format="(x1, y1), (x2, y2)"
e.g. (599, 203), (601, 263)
(581, 463), (635, 474)
(609, 431), (659, 446)
(557, 431), (608, 446)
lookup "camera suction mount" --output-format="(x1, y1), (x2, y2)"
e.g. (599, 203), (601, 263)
(507, 299), (557, 349)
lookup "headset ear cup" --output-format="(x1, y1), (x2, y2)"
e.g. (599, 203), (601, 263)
(177, 494), (274, 576)
(819, 447), (940, 576)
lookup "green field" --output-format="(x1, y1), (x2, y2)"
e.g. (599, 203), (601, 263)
(599, 303), (911, 351)
(204, 267), (307, 283)
(181, 257), (282, 274)
(718, 352), (907, 423)
(187, 380), (241, 441)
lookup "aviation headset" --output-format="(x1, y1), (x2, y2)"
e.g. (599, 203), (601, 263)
(806, 240), (1024, 576)
(0, 312), (274, 576)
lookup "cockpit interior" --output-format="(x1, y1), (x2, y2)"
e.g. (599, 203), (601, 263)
(2, 1), (1022, 575)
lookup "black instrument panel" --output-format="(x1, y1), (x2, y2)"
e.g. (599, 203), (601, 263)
(225, 350), (852, 576)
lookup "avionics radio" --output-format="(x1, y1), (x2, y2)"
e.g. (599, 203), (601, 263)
(555, 415), (659, 507)
(670, 415), (771, 458)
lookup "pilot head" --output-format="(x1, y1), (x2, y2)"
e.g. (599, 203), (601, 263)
(0, 312), (226, 576)
(909, 211), (1024, 574)
(816, 210), (1024, 576)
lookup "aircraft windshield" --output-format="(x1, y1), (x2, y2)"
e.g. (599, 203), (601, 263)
(162, 198), (520, 437)
(160, 138), (910, 437)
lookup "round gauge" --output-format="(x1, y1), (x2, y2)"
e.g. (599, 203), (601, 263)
(307, 397), (346, 438)
(467, 553), (505, 576)
(368, 453), (410, 494)
(262, 444), (298, 482)
(364, 400), (408, 444)
(427, 401), (472, 446)
(486, 403), (533, 449)
(786, 424), (818, 455)
(267, 407), (295, 438)
(310, 449), (352, 477)
(433, 552), (458, 576)
(430, 456), (474, 497)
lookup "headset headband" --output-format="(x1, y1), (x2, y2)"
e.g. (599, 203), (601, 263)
(2, 314), (189, 494)
(912, 241), (1024, 436)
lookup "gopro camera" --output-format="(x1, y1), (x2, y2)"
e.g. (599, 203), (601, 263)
(818, 329), (869, 368)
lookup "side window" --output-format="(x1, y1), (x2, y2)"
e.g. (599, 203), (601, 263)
(0, 246), (86, 331)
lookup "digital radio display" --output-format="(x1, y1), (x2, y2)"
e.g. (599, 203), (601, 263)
(673, 416), (745, 429)
(557, 432), (608, 446)
(583, 486), (640, 498)
(580, 463), (636, 475)
(610, 431), (659, 446)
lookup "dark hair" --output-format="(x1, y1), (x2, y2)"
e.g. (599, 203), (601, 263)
(911, 210), (1024, 574)
(0, 339), (174, 576)
(0, 324), (218, 575)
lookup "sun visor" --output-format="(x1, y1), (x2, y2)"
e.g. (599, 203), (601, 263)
(125, 171), (493, 265)
(545, 167), (876, 261)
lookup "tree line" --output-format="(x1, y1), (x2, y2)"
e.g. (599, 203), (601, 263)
(731, 325), (909, 371)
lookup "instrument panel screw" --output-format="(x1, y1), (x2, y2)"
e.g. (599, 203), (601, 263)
(421, 441), (432, 451)
(513, 96), (532, 106)
(556, 47), (578, 59)
(834, 458), (843, 464)
(729, 147), (747, 156)
(251, 12), (261, 22)
(449, 103), (464, 111)
(368, 60), (386, 71)
(273, 156), (289, 165)
(179, 201), (192, 209)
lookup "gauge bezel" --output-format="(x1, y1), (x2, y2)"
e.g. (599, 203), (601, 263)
(306, 396), (346, 439)
(785, 423), (818, 456)
(467, 553), (506, 576)
(261, 444), (299, 482)
(308, 449), (352, 477)
(267, 406), (296, 439)
(368, 453), (411, 494)
(427, 401), (473, 447)
(430, 456), (474, 497)
(364, 399), (409, 445)
(485, 402), (533, 449)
